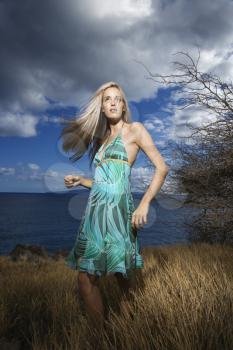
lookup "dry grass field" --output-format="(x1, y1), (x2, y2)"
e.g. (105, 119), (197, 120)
(0, 242), (233, 350)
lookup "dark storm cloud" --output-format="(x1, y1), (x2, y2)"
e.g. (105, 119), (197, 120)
(0, 0), (233, 137)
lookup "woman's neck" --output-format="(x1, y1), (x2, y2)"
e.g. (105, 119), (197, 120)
(108, 120), (124, 135)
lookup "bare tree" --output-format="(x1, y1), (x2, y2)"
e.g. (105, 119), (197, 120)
(135, 48), (233, 119)
(135, 48), (233, 244)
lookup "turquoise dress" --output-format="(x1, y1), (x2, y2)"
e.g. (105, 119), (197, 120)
(65, 124), (144, 279)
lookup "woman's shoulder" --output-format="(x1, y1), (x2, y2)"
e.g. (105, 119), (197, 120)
(126, 121), (144, 138)
(125, 121), (143, 130)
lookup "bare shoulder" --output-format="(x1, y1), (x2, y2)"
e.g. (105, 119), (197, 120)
(131, 121), (144, 129)
(128, 121), (143, 129)
(123, 121), (149, 146)
(125, 121), (144, 138)
(128, 121), (150, 142)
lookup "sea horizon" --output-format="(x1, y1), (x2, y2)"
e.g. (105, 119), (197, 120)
(0, 192), (196, 256)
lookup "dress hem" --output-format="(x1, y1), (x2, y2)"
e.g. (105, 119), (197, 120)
(65, 260), (144, 279)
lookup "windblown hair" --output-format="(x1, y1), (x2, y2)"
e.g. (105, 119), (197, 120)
(59, 81), (132, 168)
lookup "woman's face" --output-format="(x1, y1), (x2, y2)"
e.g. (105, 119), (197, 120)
(102, 87), (125, 121)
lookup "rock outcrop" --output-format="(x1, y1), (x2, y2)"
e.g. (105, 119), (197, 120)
(9, 244), (49, 262)
(9, 244), (68, 262)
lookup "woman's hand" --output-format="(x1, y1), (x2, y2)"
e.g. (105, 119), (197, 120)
(131, 202), (149, 229)
(64, 175), (83, 189)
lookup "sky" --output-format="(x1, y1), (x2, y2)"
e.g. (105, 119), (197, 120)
(0, 0), (233, 193)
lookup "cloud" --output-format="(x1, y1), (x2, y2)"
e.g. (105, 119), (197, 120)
(0, 0), (233, 137)
(1, 161), (87, 192)
(82, 0), (152, 20)
(0, 167), (15, 175)
(144, 115), (166, 132)
(46, 170), (59, 178)
(0, 112), (39, 137)
(167, 106), (218, 143)
(0, 160), (182, 194)
(28, 163), (40, 171)
(131, 166), (154, 192)
(40, 116), (68, 124)
(131, 165), (178, 193)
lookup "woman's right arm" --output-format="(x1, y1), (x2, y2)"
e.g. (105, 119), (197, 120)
(64, 175), (93, 189)
(80, 177), (93, 189)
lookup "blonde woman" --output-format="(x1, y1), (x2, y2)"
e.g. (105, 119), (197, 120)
(60, 81), (169, 329)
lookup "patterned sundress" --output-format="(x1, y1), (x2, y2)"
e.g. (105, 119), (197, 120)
(65, 122), (144, 279)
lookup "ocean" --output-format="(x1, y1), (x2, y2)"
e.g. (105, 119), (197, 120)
(0, 191), (197, 255)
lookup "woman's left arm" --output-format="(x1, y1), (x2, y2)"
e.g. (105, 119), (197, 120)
(131, 122), (170, 229)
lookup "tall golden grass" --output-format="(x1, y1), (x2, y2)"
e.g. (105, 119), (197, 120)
(0, 242), (233, 349)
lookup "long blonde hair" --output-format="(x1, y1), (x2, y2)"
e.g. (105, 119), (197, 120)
(59, 81), (132, 168)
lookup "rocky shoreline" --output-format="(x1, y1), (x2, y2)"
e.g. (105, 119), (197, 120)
(1, 244), (69, 263)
